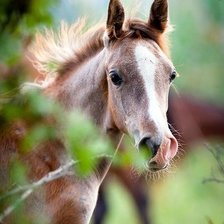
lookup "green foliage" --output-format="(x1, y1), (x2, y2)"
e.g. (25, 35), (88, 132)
(21, 124), (56, 152)
(113, 137), (152, 173)
(1, 89), (58, 127)
(10, 160), (27, 186)
(23, 0), (54, 29)
(0, 0), (58, 65)
(65, 111), (113, 176)
(0, 32), (22, 65)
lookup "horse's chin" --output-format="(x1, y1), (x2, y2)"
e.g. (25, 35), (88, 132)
(144, 158), (169, 172)
(131, 161), (167, 177)
(142, 163), (169, 181)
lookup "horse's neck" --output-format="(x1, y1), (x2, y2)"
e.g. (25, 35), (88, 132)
(49, 49), (113, 132)
(45, 49), (120, 179)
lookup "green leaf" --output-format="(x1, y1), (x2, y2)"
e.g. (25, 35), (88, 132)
(64, 111), (113, 176)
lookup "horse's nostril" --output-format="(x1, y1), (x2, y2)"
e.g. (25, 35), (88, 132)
(139, 137), (160, 157)
(149, 161), (158, 166)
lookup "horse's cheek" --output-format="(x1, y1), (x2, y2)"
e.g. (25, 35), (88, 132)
(108, 89), (126, 131)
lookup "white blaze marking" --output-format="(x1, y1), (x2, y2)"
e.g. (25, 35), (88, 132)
(134, 44), (166, 133)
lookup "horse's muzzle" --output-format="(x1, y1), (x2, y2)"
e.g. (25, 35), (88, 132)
(139, 135), (178, 172)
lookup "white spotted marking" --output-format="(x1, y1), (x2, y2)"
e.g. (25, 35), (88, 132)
(134, 44), (166, 134)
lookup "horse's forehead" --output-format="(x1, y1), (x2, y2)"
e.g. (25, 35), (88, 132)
(134, 44), (157, 66)
(115, 39), (172, 68)
(109, 39), (172, 79)
(134, 40), (172, 65)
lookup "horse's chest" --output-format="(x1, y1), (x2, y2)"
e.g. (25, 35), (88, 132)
(27, 175), (99, 224)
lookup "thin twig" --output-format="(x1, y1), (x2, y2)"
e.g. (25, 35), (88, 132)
(0, 189), (33, 223)
(0, 160), (78, 222)
(0, 154), (114, 202)
(203, 143), (224, 184)
(202, 178), (224, 184)
(207, 144), (224, 174)
(0, 160), (78, 202)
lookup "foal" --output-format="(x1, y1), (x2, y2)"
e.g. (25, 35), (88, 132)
(0, 0), (178, 223)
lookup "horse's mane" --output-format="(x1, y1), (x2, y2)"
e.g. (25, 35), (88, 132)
(30, 18), (170, 85)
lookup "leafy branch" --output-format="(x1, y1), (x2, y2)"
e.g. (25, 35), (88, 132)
(0, 153), (116, 223)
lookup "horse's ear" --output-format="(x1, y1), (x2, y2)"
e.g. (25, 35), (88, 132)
(148, 0), (168, 33)
(105, 0), (125, 44)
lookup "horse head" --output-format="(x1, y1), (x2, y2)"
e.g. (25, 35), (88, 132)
(104, 0), (178, 172)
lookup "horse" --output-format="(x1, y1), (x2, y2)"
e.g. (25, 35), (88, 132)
(94, 92), (224, 224)
(0, 0), (178, 223)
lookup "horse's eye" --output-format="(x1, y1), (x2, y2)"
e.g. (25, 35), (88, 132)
(109, 71), (123, 86)
(170, 70), (177, 83)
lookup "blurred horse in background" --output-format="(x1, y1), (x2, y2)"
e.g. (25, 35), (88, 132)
(94, 92), (224, 224)
(0, 0), (179, 223)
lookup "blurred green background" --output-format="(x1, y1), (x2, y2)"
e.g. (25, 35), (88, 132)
(0, 0), (224, 223)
